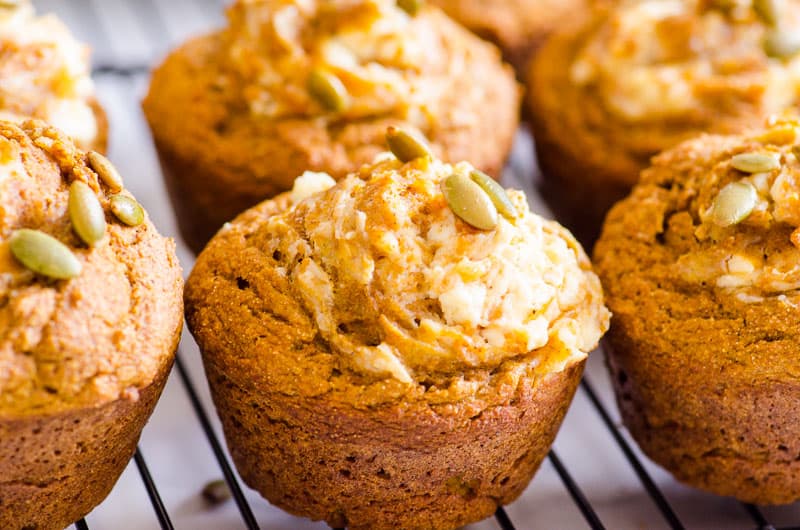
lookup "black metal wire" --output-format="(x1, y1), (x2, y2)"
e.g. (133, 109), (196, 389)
(548, 451), (606, 530)
(495, 506), (517, 530)
(133, 448), (175, 530)
(92, 64), (150, 77)
(580, 378), (685, 530)
(74, 519), (89, 530)
(175, 351), (261, 530)
(741, 504), (776, 530)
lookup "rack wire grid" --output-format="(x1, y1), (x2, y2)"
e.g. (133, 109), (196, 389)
(19, 0), (800, 528)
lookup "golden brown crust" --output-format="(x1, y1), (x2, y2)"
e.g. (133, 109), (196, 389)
(184, 158), (604, 526)
(0, 364), (173, 529)
(205, 353), (583, 529)
(144, 23), (519, 254)
(0, 120), (183, 526)
(527, 3), (800, 246)
(430, 0), (589, 73)
(594, 128), (800, 504)
(0, 121), (184, 417)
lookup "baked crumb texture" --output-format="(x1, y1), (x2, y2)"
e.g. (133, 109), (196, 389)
(143, 0), (519, 253)
(528, 0), (800, 245)
(0, 1), (106, 152)
(595, 117), (800, 505)
(0, 121), (183, 528)
(186, 154), (608, 528)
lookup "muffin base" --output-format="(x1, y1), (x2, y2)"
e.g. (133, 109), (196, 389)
(607, 340), (800, 505)
(0, 364), (172, 529)
(204, 356), (584, 530)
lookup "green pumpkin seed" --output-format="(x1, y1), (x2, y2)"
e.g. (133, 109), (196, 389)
(385, 127), (432, 162)
(307, 69), (349, 112)
(709, 181), (758, 227)
(397, 0), (423, 16)
(69, 181), (106, 246)
(442, 172), (498, 230)
(202, 479), (232, 505)
(468, 170), (518, 221)
(110, 195), (144, 226)
(730, 151), (781, 173)
(764, 29), (800, 59)
(87, 151), (124, 192)
(9, 229), (81, 279)
(754, 0), (780, 26)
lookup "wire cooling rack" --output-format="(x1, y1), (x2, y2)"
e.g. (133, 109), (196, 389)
(21, 0), (800, 528)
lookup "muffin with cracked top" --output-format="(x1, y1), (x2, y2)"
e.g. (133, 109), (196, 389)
(0, 0), (107, 152)
(528, 0), (800, 245)
(0, 120), (183, 529)
(595, 116), (800, 504)
(185, 131), (609, 529)
(143, 0), (519, 254)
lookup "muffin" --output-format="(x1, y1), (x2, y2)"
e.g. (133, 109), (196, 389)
(143, 0), (520, 254)
(528, 0), (800, 245)
(594, 116), (800, 504)
(429, 0), (591, 73)
(0, 0), (107, 152)
(0, 120), (183, 528)
(185, 132), (609, 529)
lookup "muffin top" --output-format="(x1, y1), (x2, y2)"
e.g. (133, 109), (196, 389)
(223, 0), (506, 125)
(0, 1), (100, 150)
(0, 121), (183, 418)
(537, 0), (800, 183)
(595, 117), (800, 382)
(186, 143), (608, 408)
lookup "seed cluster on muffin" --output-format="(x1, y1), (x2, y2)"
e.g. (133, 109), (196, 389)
(0, 120), (183, 529)
(184, 133), (609, 529)
(0, 0), (107, 152)
(143, 0), (520, 253)
(594, 116), (800, 504)
(528, 0), (800, 244)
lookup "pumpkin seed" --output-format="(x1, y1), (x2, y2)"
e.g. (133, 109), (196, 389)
(397, 0), (423, 16)
(468, 170), (518, 221)
(764, 29), (800, 59)
(442, 172), (498, 230)
(87, 151), (123, 192)
(793, 144), (800, 161)
(201, 479), (232, 505)
(730, 152), (781, 173)
(307, 69), (349, 112)
(9, 229), (81, 279)
(69, 181), (106, 246)
(754, 0), (780, 26)
(385, 127), (432, 162)
(0, 1), (21, 8)
(709, 181), (758, 227)
(110, 195), (144, 226)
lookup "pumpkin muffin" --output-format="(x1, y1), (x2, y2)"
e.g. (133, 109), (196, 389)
(185, 132), (609, 529)
(528, 0), (800, 245)
(595, 116), (800, 504)
(143, 0), (519, 254)
(429, 0), (591, 73)
(0, 0), (107, 152)
(0, 120), (183, 529)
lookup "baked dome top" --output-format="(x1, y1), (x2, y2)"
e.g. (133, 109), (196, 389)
(221, 0), (509, 125)
(598, 116), (800, 303)
(0, 121), (183, 417)
(571, 0), (800, 124)
(187, 145), (608, 395)
(0, 1), (100, 149)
